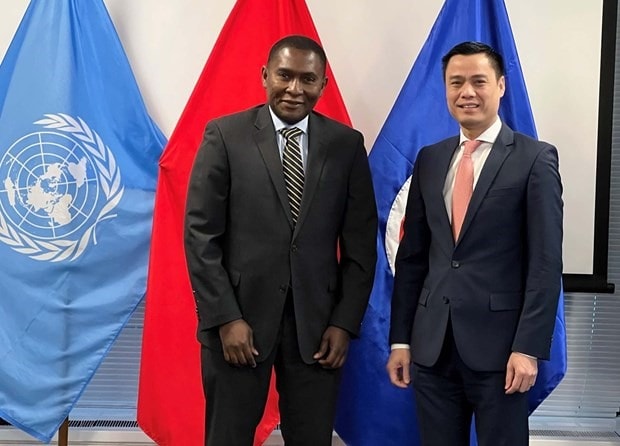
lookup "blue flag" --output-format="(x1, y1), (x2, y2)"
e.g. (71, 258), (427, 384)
(0, 0), (165, 442)
(335, 0), (567, 444)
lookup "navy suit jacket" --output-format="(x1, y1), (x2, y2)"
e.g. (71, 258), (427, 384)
(390, 124), (563, 371)
(185, 105), (378, 364)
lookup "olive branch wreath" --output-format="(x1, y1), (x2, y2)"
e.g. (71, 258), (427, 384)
(0, 113), (124, 262)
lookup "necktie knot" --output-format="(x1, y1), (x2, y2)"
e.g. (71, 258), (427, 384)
(280, 126), (303, 141)
(462, 139), (482, 157)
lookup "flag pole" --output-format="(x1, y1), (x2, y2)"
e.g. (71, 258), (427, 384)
(58, 418), (69, 446)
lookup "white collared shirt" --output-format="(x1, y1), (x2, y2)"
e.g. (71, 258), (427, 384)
(443, 117), (502, 221)
(268, 107), (309, 171)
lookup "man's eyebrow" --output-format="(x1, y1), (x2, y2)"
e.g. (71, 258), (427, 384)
(276, 68), (318, 77)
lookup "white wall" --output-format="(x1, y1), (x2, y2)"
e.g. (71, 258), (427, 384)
(0, 0), (605, 275)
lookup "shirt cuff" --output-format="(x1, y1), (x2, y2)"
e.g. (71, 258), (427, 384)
(391, 343), (410, 350)
(513, 351), (537, 360)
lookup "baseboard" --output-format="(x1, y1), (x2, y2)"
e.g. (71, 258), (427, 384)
(0, 426), (153, 445)
(0, 425), (618, 445)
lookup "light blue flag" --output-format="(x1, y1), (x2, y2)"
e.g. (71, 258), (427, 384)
(0, 0), (166, 442)
(335, 0), (567, 444)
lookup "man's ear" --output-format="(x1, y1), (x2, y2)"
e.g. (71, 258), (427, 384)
(319, 76), (328, 96)
(498, 75), (506, 98)
(261, 65), (268, 88)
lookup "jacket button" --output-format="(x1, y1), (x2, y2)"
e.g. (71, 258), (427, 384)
(279, 285), (287, 293)
(291, 244), (297, 252)
(443, 296), (450, 304)
(451, 260), (460, 268)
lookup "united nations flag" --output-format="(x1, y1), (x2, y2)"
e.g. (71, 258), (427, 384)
(0, 0), (166, 442)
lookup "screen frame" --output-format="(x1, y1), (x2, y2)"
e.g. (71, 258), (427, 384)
(563, 0), (617, 293)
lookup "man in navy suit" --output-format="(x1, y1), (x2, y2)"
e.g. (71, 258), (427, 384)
(185, 35), (377, 445)
(386, 41), (563, 446)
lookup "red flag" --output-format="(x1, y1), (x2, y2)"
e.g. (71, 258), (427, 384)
(137, 0), (352, 444)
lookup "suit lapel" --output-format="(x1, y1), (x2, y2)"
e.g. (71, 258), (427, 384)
(294, 113), (328, 235)
(457, 125), (514, 244)
(253, 105), (294, 229)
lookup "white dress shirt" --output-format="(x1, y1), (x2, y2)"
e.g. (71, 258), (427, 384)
(442, 117), (502, 219)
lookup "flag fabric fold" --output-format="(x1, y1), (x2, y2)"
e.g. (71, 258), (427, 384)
(335, 0), (567, 444)
(137, 1), (352, 444)
(0, 0), (165, 442)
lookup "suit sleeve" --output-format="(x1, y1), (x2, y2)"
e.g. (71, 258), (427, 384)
(389, 151), (431, 345)
(184, 121), (243, 329)
(329, 133), (378, 336)
(512, 144), (563, 359)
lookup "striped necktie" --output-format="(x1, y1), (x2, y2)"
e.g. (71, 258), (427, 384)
(280, 127), (305, 224)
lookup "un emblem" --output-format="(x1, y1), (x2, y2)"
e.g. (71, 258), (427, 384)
(0, 114), (124, 262)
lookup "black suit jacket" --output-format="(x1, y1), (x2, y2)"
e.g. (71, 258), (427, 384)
(185, 105), (378, 364)
(390, 124), (563, 371)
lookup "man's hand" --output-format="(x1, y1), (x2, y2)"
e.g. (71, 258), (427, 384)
(505, 352), (537, 394)
(219, 319), (259, 367)
(386, 348), (411, 388)
(313, 326), (350, 369)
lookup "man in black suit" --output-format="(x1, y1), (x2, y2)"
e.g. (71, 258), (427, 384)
(185, 35), (377, 446)
(386, 41), (563, 446)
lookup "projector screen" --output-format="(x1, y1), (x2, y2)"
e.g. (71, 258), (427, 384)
(0, 0), (615, 291)
(505, 0), (614, 292)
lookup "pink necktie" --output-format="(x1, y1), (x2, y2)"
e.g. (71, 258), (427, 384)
(452, 139), (483, 241)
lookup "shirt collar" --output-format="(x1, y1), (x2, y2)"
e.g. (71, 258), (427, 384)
(459, 117), (502, 145)
(268, 106), (309, 135)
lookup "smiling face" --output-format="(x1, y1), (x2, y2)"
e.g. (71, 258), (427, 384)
(444, 53), (505, 139)
(262, 46), (327, 124)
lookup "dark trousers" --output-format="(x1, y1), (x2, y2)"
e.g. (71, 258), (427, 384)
(201, 297), (341, 446)
(412, 320), (529, 446)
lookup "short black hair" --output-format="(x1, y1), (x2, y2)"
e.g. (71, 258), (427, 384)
(267, 35), (327, 72)
(442, 41), (505, 79)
